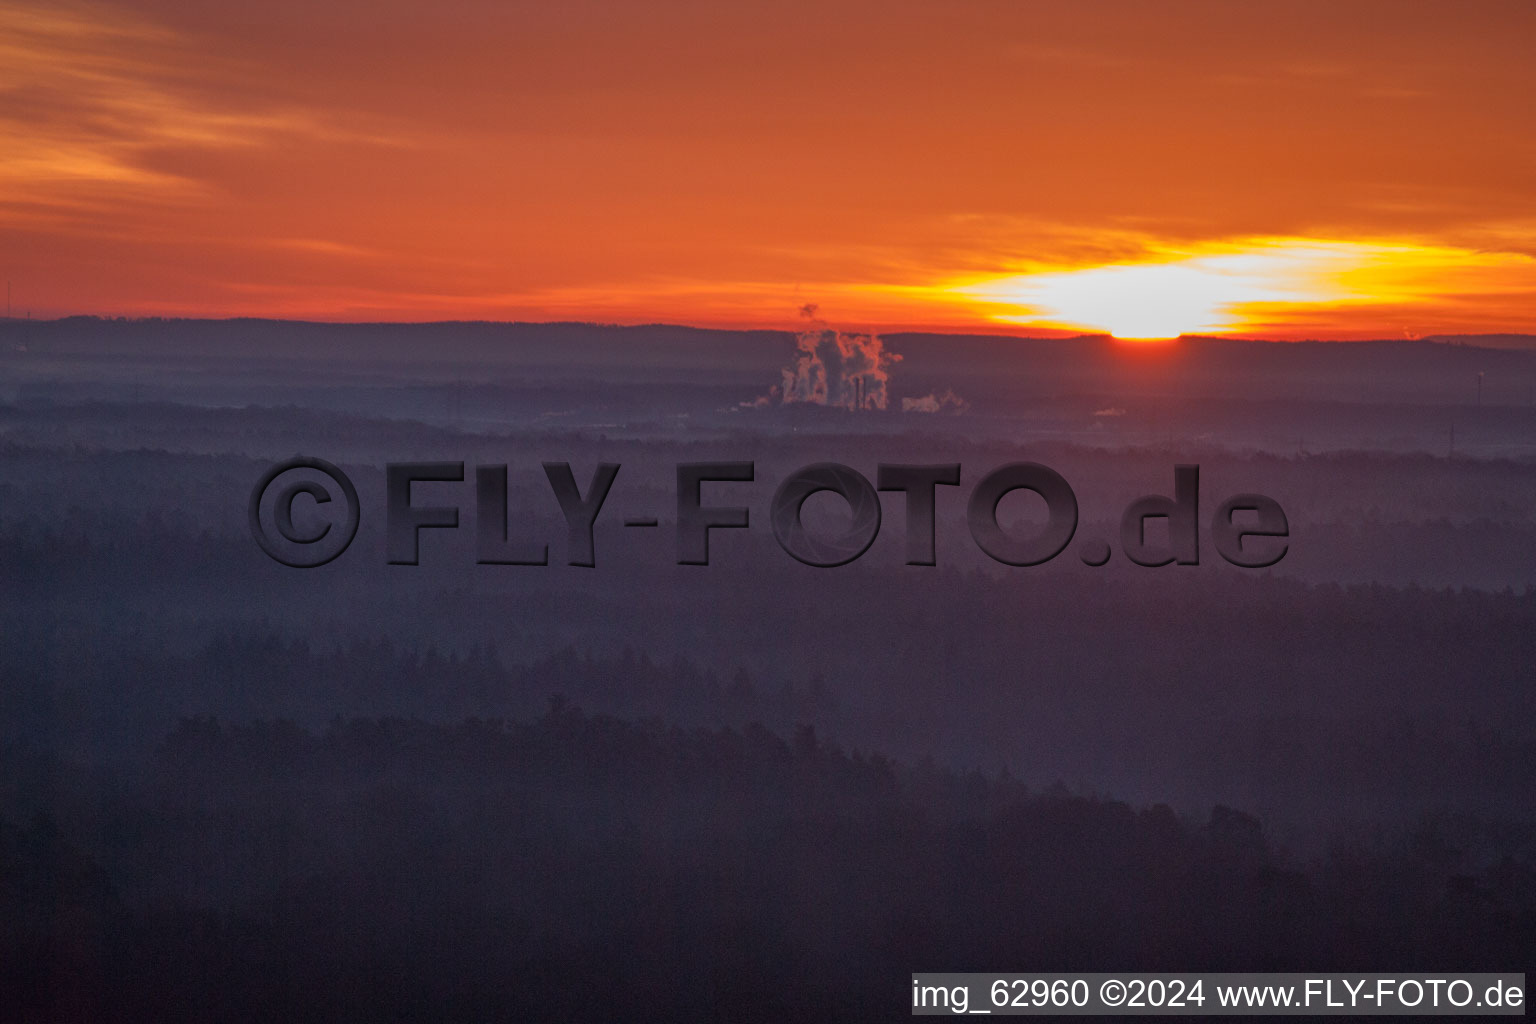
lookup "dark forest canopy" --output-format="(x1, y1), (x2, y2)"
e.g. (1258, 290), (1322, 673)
(3, 708), (1532, 1022)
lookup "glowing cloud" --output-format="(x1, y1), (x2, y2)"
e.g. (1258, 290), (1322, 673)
(0, 1), (398, 214)
(950, 240), (1536, 339)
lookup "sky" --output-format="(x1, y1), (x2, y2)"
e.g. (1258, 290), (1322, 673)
(2, 0), (1535, 338)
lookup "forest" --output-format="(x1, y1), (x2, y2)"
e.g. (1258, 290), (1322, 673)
(1, 320), (1534, 1017)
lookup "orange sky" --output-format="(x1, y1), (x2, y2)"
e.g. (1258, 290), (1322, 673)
(3, 0), (1535, 337)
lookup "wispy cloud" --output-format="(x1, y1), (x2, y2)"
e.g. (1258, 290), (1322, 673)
(0, 2), (397, 207)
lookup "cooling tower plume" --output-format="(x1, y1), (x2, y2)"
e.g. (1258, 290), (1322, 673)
(901, 389), (970, 414)
(777, 304), (899, 411)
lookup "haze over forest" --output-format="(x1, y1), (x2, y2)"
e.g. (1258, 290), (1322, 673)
(2, 317), (1534, 1016)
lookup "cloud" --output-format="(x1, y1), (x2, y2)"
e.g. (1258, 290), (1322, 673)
(0, 1), (397, 210)
(950, 237), (1536, 339)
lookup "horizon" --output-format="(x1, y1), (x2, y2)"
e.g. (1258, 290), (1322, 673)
(6, 312), (1536, 349)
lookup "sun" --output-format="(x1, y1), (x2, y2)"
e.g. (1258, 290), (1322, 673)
(885, 238), (1536, 339)
(951, 244), (1350, 339)
(1007, 262), (1255, 339)
(942, 238), (1536, 339)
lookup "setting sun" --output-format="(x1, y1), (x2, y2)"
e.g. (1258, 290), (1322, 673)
(946, 240), (1536, 340)
(956, 258), (1293, 339)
